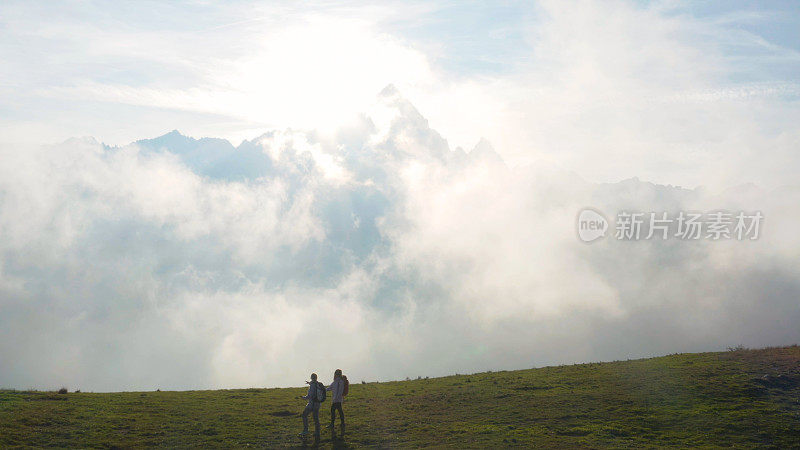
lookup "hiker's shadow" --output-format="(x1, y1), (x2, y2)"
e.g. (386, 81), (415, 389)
(293, 434), (351, 449)
(328, 434), (351, 450)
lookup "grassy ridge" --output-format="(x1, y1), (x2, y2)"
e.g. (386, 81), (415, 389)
(1, 346), (799, 448)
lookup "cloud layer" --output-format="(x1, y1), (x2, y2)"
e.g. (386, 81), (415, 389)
(1, 87), (799, 391)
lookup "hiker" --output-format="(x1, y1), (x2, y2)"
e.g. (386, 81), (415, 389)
(325, 369), (348, 435)
(299, 373), (325, 440)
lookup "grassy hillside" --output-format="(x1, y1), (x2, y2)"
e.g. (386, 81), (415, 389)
(1, 346), (799, 448)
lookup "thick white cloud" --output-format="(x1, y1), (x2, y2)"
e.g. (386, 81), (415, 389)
(410, 1), (800, 189)
(1, 87), (799, 391)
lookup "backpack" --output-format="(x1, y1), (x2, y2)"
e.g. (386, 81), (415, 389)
(342, 375), (349, 397)
(315, 381), (326, 402)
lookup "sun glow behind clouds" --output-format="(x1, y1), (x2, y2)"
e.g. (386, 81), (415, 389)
(2, 4), (440, 144)
(202, 16), (436, 133)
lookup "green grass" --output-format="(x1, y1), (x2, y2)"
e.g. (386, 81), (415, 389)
(2, 346), (799, 448)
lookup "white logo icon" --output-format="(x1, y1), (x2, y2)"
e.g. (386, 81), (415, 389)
(577, 208), (608, 242)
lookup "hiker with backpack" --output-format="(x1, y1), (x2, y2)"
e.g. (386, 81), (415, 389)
(325, 369), (348, 435)
(298, 373), (326, 440)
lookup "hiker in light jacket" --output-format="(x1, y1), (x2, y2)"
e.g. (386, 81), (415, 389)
(299, 373), (321, 440)
(326, 368), (345, 435)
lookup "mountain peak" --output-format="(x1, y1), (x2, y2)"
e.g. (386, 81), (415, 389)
(157, 129), (191, 141)
(379, 84), (399, 98)
(468, 138), (505, 166)
(471, 138), (494, 154)
(135, 130), (198, 154)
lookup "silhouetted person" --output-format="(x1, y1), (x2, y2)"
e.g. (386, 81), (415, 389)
(299, 373), (321, 441)
(326, 369), (346, 435)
